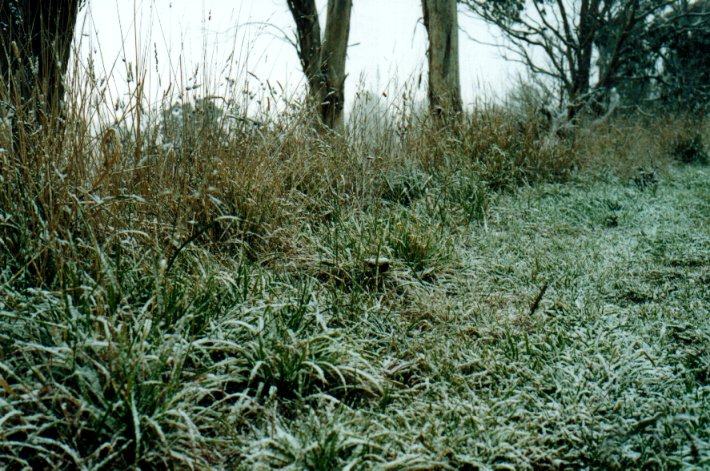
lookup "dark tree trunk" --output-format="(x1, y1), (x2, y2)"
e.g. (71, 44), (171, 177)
(1, 0), (80, 119)
(568, 0), (601, 120)
(422, 0), (463, 122)
(286, 0), (322, 104)
(287, 0), (352, 130)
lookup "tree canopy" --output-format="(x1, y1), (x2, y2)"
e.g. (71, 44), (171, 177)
(460, 0), (709, 116)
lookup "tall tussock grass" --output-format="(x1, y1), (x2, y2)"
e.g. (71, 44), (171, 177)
(1, 57), (708, 467)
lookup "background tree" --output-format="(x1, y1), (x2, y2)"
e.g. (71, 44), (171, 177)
(287, 0), (352, 130)
(422, 0), (463, 122)
(459, 0), (682, 119)
(652, 0), (709, 111)
(1, 0), (81, 121)
(589, 0), (708, 113)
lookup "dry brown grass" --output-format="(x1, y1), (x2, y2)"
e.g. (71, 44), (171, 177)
(3, 82), (706, 286)
(575, 113), (709, 178)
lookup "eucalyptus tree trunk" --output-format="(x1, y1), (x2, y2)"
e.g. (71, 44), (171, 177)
(286, 0), (322, 104)
(1, 0), (81, 119)
(422, 0), (462, 122)
(287, 0), (352, 130)
(319, 0), (351, 129)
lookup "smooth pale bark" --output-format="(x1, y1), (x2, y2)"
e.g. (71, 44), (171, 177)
(422, 0), (463, 121)
(320, 0), (351, 129)
(287, 0), (352, 130)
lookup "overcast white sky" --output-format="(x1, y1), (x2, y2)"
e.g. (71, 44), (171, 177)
(76, 0), (522, 114)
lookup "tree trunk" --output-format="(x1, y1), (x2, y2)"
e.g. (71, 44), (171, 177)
(568, 0), (600, 120)
(1, 0), (80, 119)
(287, 0), (352, 130)
(286, 0), (322, 104)
(422, 0), (462, 122)
(320, 0), (352, 129)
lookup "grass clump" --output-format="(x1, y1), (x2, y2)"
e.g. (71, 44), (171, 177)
(670, 131), (708, 165)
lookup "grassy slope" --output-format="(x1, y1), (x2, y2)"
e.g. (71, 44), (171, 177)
(348, 164), (710, 469)
(1, 153), (708, 468)
(247, 163), (709, 469)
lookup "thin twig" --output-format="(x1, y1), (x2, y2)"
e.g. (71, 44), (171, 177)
(529, 283), (549, 316)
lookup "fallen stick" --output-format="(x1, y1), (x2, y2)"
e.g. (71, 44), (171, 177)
(529, 283), (549, 316)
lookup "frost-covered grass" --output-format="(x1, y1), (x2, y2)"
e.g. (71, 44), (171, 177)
(3, 2), (709, 460)
(1, 58), (709, 467)
(2, 132), (708, 468)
